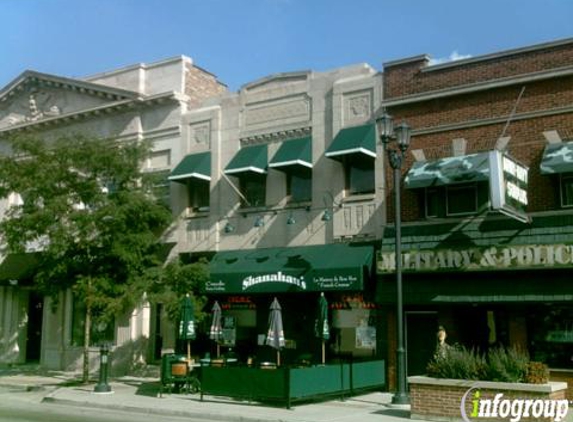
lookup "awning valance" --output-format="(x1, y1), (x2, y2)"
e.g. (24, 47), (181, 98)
(0, 253), (40, 283)
(224, 144), (268, 175)
(269, 136), (312, 171)
(168, 151), (211, 182)
(404, 152), (490, 189)
(325, 124), (376, 160)
(207, 244), (373, 294)
(540, 142), (573, 175)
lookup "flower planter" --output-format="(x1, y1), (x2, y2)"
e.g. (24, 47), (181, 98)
(409, 376), (568, 422)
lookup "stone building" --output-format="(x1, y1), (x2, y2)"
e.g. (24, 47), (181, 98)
(0, 56), (226, 372)
(164, 64), (386, 365)
(377, 38), (573, 389)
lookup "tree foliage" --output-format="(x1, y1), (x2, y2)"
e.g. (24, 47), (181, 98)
(0, 134), (175, 380)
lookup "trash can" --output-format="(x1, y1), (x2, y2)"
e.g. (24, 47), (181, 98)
(160, 353), (188, 395)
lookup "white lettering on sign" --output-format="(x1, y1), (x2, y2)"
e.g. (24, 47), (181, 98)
(506, 181), (528, 205)
(242, 271), (307, 291)
(503, 155), (528, 183)
(378, 244), (573, 272)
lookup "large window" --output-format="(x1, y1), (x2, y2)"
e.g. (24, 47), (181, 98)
(560, 175), (573, 208)
(240, 174), (266, 208)
(423, 182), (488, 218)
(187, 180), (210, 212)
(344, 156), (375, 196)
(287, 172), (312, 203)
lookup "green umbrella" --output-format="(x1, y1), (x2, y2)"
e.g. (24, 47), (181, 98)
(316, 292), (330, 364)
(265, 297), (285, 366)
(178, 294), (196, 361)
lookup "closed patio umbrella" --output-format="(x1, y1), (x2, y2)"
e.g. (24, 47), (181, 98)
(316, 292), (330, 364)
(178, 294), (196, 361)
(265, 297), (285, 366)
(209, 301), (223, 358)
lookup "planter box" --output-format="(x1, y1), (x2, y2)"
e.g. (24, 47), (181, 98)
(409, 376), (568, 422)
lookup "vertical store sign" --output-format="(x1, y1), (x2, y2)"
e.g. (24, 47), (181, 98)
(489, 150), (530, 223)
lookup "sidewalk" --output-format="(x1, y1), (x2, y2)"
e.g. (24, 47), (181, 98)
(0, 368), (411, 422)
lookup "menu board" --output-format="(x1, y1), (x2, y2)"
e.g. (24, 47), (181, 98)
(221, 316), (236, 346)
(355, 326), (376, 349)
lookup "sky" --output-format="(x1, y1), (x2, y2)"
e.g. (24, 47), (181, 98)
(1, 0), (573, 92)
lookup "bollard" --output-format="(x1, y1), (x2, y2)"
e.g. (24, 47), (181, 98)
(94, 343), (112, 393)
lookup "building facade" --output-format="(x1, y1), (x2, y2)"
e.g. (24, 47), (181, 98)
(377, 38), (573, 388)
(0, 56), (226, 372)
(164, 64), (387, 365)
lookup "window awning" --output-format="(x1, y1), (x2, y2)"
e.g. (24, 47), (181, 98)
(269, 136), (312, 171)
(540, 142), (573, 175)
(0, 253), (40, 284)
(207, 244), (373, 294)
(224, 144), (268, 175)
(404, 152), (490, 189)
(325, 124), (376, 160)
(168, 151), (211, 183)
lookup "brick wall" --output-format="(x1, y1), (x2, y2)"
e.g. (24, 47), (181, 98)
(185, 64), (227, 108)
(383, 40), (573, 223)
(549, 370), (573, 402)
(385, 40), (573, 99)
(410, 380), (568, 422)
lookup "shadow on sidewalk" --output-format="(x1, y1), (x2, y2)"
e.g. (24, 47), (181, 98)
(372, 408), (410, 419)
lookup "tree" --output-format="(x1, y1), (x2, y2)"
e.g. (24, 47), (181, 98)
(145, 257), (209, 326)
(0, 134), (173, 382)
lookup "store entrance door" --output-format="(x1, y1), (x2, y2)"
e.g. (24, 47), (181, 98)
(26, 292), (43, 362)
(406, 312), (438, 376)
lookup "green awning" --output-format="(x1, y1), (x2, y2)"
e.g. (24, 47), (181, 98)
(207, 244), (373, 294)
(325, 124), (376, 160)
(168, 151), (211, 182)
(540, 142), (573, 174)
(0, 253), (40, 283)
(224, 144), (268, 175)
(269, 137), (312, 171)
(404, 152), (490, 189)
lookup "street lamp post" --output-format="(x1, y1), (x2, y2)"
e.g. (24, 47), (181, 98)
(376, 112), (411, 405)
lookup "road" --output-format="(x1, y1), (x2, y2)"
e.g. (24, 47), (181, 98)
(0, 388), (212, 422)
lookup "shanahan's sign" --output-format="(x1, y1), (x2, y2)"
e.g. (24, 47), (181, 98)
(378, 244), (573, 273)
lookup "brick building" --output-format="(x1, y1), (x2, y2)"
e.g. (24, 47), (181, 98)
(376, 38), (573, 389)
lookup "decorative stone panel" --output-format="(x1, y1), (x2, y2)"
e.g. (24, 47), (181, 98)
(189, 121), (210, 146)
(243, 95), (311, 132)
(343, 90), (372, 126)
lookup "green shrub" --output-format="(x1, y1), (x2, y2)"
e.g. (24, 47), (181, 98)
(427, 346), (486, 380)
(426, 345), (533, 383)
(486, 347), (529, 382)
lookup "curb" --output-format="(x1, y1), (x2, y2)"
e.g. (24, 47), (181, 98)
(42, 389), (292, 422)
(0, 383), (46, 393)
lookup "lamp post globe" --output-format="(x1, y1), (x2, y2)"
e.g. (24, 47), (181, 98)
(376, 112), (410, 405)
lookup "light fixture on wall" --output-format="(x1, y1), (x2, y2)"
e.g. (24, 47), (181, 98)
(223, 222), (235, 233)
(254, 216), (265, 228)
(286, 214), (295, 225)
(321, 209), (332, 222)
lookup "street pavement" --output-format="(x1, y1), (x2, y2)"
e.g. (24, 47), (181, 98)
(0, 366), (410, 422)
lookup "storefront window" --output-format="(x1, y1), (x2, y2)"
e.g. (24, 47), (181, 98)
(527, 307), (573, 368)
